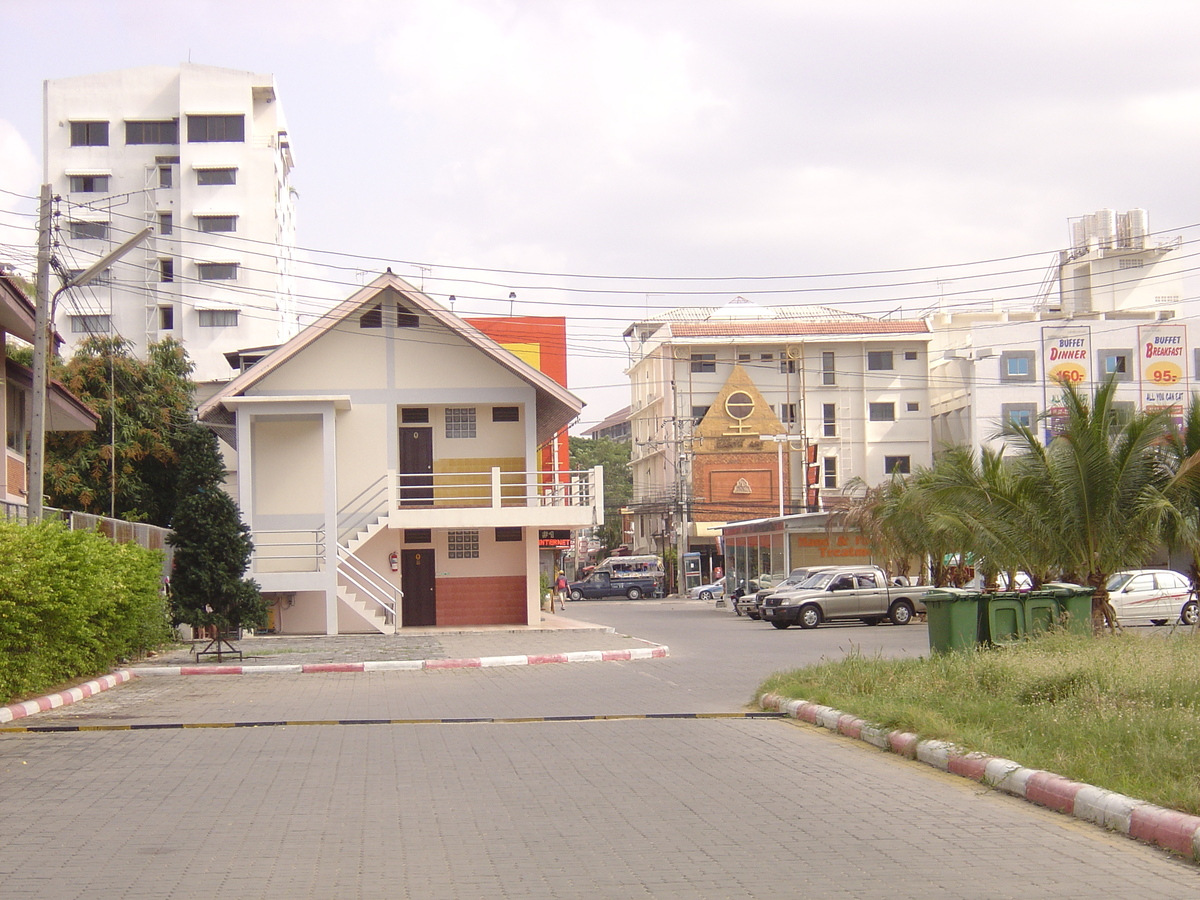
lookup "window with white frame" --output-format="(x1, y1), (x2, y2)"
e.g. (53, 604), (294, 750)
(197, 262), (238, 280)
(198, 309), (238, 327)
(822, 403), (836, 437)
(70, 315), (111, 333)
(778, 403), (797, 425)
(197, 215), (237, 232)
(823, 457), (837, 489)
(868, 402), (895, 422)
(448, 530), (480, 559)
(821, 351), (835, 385)
(187, 114), (245, 143)
(68, 220), (108, 240)
(126, 119), (179, 145)
(70, 121), (108, 146)
(196, 167), (237, 186)
(445, 407), (477, 439)
(867, 350), (893, 370)
(68, 174), (109, 193)
(884, 456), (911, 475)
(690, 353), (716, 373)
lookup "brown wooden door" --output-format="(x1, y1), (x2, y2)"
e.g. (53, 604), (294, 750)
(399, 426), (433, 506)
(401, 548), (436, 626)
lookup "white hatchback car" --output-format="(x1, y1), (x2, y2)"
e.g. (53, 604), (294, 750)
(1106, 569), (1197, 627)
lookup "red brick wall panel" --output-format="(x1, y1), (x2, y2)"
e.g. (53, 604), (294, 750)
(436, 575), (527, 626)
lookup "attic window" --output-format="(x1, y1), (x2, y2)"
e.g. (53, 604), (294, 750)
(359, 303), (419, 328)
(360, 304), (383, 328)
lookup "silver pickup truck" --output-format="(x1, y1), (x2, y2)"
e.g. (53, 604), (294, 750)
(759, 565), (929, 629)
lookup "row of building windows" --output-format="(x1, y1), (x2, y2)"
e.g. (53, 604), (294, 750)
(69, 308), (240, 334)
(691, 349), (921, 379)
(69, 116), (245, 147)
(67, 166), (238, 195)
(1002, 350), (1133, 381)
(688, 399), (919, 428)
(68, 215), (237, 242)
(400, 407), (522, 438)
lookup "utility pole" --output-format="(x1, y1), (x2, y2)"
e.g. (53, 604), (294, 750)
(29, 193), (151, 521)
(29, 185), (53, 521)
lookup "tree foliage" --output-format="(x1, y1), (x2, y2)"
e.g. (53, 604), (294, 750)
(569, 435), (632, 552)
(166, 423), (265, 631)
(45, 336), (195, 526)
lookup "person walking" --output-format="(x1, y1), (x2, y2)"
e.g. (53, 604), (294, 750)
(554, 570), (569, 612)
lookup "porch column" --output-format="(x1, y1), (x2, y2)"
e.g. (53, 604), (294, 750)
(323, 405), (339, 635)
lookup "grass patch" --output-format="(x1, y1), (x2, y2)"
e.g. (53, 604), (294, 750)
(759, 630), (1200, 815)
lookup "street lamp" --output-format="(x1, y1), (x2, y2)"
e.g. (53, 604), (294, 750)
(759, 434), (805, 518)
(29, 195), (151, 520)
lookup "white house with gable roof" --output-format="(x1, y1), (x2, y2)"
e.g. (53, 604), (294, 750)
(198, 273), (601, 634)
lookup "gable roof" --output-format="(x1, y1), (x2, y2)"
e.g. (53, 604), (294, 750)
(198, 272), (583, 445)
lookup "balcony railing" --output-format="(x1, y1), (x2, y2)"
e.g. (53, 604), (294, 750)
(392, 467), (597, 510)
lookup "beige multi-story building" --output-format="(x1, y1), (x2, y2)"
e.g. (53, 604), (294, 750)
(43, 63), (297, 389)
(622, 298), (933, 567)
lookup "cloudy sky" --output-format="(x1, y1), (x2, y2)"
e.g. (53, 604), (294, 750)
(2, 0), (1199, 425)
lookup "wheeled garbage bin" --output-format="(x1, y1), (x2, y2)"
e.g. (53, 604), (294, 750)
(924, 588), (984, 654)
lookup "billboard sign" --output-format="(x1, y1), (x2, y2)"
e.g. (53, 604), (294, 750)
(1138, 323), (1188, 417)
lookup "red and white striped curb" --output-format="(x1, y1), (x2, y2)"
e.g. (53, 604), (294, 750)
(759, 691), (1200, 862)
(127, 645), (669, 677)
(0, 671), (134, 725)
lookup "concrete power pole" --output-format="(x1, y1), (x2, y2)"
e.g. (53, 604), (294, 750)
(29, 185), (53, 521)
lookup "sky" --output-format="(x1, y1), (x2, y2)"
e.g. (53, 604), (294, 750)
(2, 0), (1200, 427)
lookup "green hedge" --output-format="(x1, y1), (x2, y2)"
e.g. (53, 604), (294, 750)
(0, 520), (171, 703)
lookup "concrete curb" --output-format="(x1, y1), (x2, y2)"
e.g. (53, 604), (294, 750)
(127, 645), (669, 676)
(0, 671), (134, 725)
(759, 691), (1200, 862)
(0, 647), (670, 725)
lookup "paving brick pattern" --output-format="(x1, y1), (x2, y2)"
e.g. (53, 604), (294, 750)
(2, 600), (1197, 897)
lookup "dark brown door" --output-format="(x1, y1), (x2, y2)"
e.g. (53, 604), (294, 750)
(399, 426), (433, 506)
(401, 548), (436, 626)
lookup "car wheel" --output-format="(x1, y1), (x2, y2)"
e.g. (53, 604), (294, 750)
(747, 609), (760, 620)
(626, 586), (643, 600)
(570, 589), (583, 602)
(888, 600), (914, 626)
(860, 616), (882, 626)
(771, 620), (791, 630)
(1180, 600), (1198, 626)
(700, 590), (713, 601)
(798, 605), (822, 630)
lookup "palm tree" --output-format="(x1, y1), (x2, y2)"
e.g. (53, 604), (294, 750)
(919, 444), (1054, 588)
(1000, 378), (1185, 630)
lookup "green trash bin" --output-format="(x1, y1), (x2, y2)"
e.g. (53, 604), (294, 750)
(1044, 583), (1095, 635)
(924, 588), (983, 653)
(985, 593), (1025, 642)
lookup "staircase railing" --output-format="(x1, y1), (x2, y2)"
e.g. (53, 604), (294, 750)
(335, 544), (400, 628)
(337, 474), (390, 543)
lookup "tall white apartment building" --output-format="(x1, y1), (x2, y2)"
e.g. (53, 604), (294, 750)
(43, 63), (297, 388)
(929, 209), (1193, 451)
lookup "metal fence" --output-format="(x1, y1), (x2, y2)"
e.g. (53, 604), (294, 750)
(0, 501), (174, 575)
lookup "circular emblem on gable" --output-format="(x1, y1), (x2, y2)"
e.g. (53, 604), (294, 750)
(725, 391), (754, 421)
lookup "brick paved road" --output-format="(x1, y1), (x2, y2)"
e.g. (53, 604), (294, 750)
(2, 600), (1196, 898)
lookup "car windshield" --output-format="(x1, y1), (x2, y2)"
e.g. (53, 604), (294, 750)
(1106, 573), (1134, 592)
(800, 572), (835, 590)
